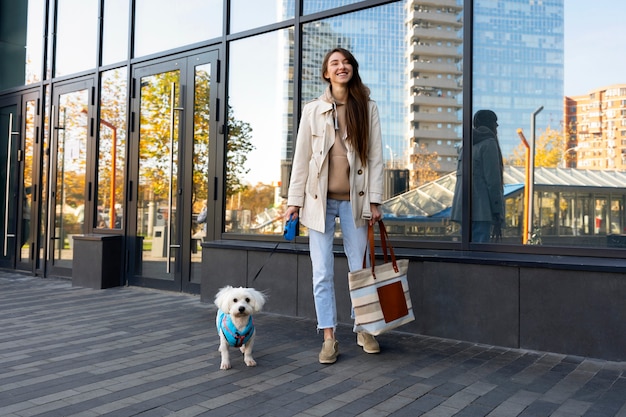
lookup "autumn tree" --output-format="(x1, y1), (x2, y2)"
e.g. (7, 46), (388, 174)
(226, 105), (254, 197)
(410, 143), (440, 187)
(191, 67), (211, 212)
(506, 125), (565, 168)
(239, 182), (277, 219)
(98, 68), (127, 226)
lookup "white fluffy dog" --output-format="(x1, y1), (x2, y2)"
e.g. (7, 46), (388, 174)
(214, 285), (266, 370)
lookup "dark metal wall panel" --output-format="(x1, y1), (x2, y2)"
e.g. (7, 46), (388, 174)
(420, 262), (519, 348)
(200, 247), (247, 304)
(520, 268), (626, 362)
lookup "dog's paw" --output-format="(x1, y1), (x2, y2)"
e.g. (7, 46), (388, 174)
(220, 361), (232, 370)
(244, 357), (257, 367)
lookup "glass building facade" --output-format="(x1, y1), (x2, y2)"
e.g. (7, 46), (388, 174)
(473, 0), (564, 156)
(0, 0), (625, 292)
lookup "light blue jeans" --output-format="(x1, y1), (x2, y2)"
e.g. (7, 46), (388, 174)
(309, 199), (368, 331)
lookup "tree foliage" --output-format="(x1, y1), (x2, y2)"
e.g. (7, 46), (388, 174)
(506, 125), (565, 168)
(226, 105), (254, 196)
(410, 143), (441, 186)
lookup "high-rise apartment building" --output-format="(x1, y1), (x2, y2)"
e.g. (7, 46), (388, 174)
(565, 84), (626, 170)
(405, 0), (463, 186)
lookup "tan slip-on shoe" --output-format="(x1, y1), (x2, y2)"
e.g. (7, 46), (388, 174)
(319, 338), (339, 364)
(357, 332), (380, 354)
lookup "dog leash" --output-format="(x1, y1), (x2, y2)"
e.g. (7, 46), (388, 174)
(251, 241), (280, 282)
(252, 216), (297, 281)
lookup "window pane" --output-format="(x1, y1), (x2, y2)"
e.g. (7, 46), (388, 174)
(134, 0), (222, 58)
(226, 29), (294, 235)
(303, 0), (363, 15)
(97, 67), (127, 229)
(230, 0), (294, 33)
(303, 3), (463, 240)
(102, 0), (129, 65)
(0, 0), (44, 89)
(55, 0), (97, 76)
(472, 0), (626, 248)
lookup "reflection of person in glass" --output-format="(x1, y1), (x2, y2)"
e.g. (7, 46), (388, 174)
(194, 200), (208, 240)
(284, 48), (384, 364)
(451, 110), (504, 243)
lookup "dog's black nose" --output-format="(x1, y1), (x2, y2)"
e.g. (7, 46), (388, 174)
(239, 306), (246, 313)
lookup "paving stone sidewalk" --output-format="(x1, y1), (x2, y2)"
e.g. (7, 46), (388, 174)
(1, 271), (626, 417)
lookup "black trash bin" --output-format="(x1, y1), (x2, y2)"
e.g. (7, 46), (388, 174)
(72, 234), (123, 289)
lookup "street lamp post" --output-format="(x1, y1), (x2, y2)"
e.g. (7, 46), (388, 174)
(385, 145), (394, 168)
(562, 146), (578, 168)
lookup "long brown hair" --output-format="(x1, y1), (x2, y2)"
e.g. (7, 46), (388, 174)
(321, 48), (371, 166)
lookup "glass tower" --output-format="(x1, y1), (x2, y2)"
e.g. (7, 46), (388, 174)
(473, 0), (564, 156)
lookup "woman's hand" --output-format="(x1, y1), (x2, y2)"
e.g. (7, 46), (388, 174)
(285, 206), (300, 221)
(369, 204), (382, 226)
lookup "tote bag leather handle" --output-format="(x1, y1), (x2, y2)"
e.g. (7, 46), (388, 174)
(364, 220), (399, 278)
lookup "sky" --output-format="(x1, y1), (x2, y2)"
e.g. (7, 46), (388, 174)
(564, 0), (626, 96)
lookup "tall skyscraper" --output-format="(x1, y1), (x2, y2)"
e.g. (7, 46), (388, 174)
(405, 0), (463, 186)
(473, 0), (564, 157)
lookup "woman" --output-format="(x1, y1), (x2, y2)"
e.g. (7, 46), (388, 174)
(285, 48), (384, 364)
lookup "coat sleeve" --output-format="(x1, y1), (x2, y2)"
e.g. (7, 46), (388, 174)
(287, 105), (313, 208)
(367, 102), (384, 205)
(481, 141), (504, 217)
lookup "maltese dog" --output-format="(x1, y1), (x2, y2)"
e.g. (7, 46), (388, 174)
(214, 285), (266, 370)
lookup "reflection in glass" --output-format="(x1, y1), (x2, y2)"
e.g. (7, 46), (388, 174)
(55, 0), (97, 77)
(97, 68), (127, 229)
(301, 3), (463, 239)
(226, 29), (293, 235)
(39, 87), (50, 268)
(53, 89), (89, 268)
(137, 69), (180, 280)
(463, 0), (626, 248)
(191, 62), (211, 284)
(102, 0), (130, 65)
(230, 0), (294, 33)
(0, 0), (44, 89)
(134, 0), (222, 58)
(303, 0), (363, 15)
(20, 99), (37, 263)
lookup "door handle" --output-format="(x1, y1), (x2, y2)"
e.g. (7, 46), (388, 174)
(166, 82), (183, 273)
(4, 113), (19, 256)
(46, 105), (58, 262)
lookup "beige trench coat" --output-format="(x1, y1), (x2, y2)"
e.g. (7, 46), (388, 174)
(287, 94), (384, 233)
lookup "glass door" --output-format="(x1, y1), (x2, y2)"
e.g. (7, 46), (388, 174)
(0, 91), (40, 272)
(128, 51), (218, 292)
(47, 80), (94, 276)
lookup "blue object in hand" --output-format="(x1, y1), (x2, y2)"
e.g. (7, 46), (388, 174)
(284, 216), (297, 241)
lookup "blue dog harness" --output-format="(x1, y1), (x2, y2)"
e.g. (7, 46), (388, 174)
(217, 310), (255, 347)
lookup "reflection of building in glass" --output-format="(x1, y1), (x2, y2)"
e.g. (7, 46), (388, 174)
(406, 0), (463, 187)
(381, 166), (626, 245)
(473, 0), (564, 157)
(565, 84), (626, 170)
(290, 1), (463, 195)
(286, 1), (406, 199)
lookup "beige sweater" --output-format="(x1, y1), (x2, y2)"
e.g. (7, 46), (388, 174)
(327, 101), (350, 200)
